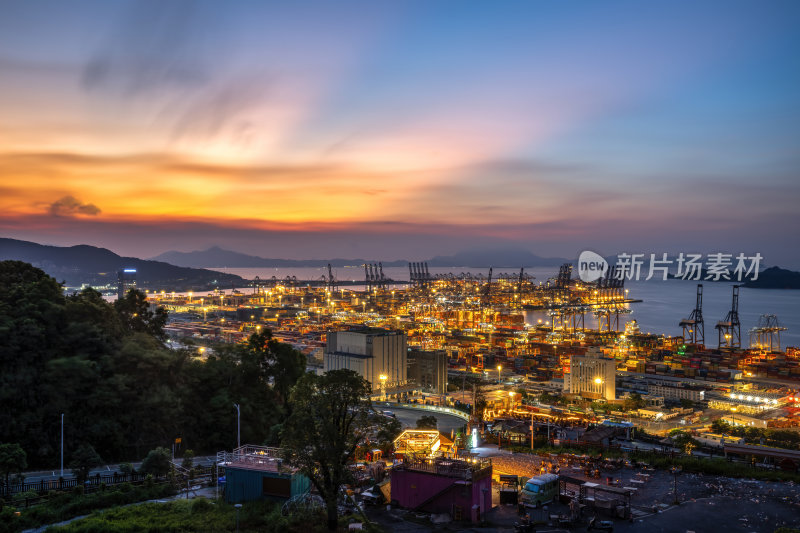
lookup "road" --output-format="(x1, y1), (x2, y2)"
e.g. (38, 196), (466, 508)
(20, 456), (218, 484)
(385, 406), (468, 436)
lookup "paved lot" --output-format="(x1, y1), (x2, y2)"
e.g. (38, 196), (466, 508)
(388, 406), (467, 436)
(367, 446), (800, 532)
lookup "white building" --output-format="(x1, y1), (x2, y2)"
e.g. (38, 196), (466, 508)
(565, 354), (616, 401)
(324, 328), (407, 393)
(647, 384), (705, 402)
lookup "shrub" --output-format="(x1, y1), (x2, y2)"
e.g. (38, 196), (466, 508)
(191, 498), (212, 513)
(12, 490), (38, 503)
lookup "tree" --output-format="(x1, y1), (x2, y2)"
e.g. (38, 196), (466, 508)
(243, 329), (306, 407)
(114, 289), (168, 340)
(0, 443), (27, 488)
(281, 370), (372, 531)
(415, 415), (438, 430)
(671, 431), (699, 455)
(181, 449), (194, 471)
(375, 416), (402, 454)
(711, 419), (732, 434)
(623, 393), (645, 411)
(140, 447), (172, 477)
(679, 398), (694, 409)
(69, 444), (102, 484)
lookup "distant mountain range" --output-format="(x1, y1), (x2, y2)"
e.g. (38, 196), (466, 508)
(151, 246), (407, 268)
(0, 238), (245, 291)
(151, 246), (569, 269)
(743, 266), (800, 289)
(665, 266), (799, 289)
(426, 249), (568, 267)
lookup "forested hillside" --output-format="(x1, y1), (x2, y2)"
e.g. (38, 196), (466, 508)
(0, 261), (305, 468)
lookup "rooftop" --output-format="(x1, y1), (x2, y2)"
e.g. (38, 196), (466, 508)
(218, 445), (289, 473)
(394, 456), (492, 479)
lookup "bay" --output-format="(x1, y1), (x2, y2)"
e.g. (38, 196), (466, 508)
(211, 266), (800, 348)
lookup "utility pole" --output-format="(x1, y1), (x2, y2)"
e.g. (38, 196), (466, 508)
(472, 382), (476, 412)
(60, 413), (64, 477)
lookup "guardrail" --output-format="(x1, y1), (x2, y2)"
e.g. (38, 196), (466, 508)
(0, 465), (215, 499)
(380, 402), (470, 421)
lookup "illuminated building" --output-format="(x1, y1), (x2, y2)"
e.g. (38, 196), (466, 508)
(407, 349), (448, 394)
(566, 353), (616, 400)
(117, 268), (137, 299)
(324, 327), (407, 393)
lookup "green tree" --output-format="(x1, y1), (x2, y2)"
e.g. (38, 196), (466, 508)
(140, 447), (172, 477)
(671, 431), (699, 455)
(711, 419), (732, 434)
(69, 444), (102, 484)
(415, 415), (438, 430)
(281, 370), (372, 531)
(181, 449), (194, 471)
(375, 415), (402, 454)
(0, 443), (27, 488)
(623, 393), (645, 411)
(243, 330), (306, 407)
(114, 289), (168, 340)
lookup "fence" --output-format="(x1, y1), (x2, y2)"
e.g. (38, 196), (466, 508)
(383, 402), (470, 421)
(0, 464), (215, 500)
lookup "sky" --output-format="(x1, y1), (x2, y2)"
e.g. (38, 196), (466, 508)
(1, 1), (799, 265)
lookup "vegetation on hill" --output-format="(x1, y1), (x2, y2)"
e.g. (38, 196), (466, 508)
(0, 260), (304, 468)
(0, 238), (245, 290)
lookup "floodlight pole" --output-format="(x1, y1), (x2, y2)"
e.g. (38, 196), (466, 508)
(60, 413), (64, 477)
(234, 403), (241, 448)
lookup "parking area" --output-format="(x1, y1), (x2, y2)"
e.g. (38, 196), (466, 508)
(364, 447), (800, 532)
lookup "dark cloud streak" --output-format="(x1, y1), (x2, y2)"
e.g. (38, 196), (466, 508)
(47, 196), (101, 217)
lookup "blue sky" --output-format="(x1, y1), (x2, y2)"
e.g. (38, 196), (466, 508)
(0, 1), (798, 264)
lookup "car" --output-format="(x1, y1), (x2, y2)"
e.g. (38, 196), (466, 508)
(382, 410), (395, 417)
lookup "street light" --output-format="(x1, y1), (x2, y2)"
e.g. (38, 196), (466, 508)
(234, 403), (241, 449)
(234, 503), (242, 532)
(60, 413), (64, 477)
(671, 465), (682, 504)
(379, 374), (388, 402)
(497, 365), (502, 383)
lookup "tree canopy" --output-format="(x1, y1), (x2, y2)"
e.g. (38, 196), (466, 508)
(0, 261), (306, 469)
(0, 442), (27, 488)
(415, 415), (438, 430)
(280, 370), (373, 531)
(69, 444), (102, 484)
(140, 447), (172, 477)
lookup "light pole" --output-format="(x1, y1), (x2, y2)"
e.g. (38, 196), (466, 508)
(379, 374), (387, 402)
(671, 466), (682, 504)
(234, 503), (242, 532)
(497, 365), (502, 383)
(530, 411), (534, 451)
(60, 413), (64, 477)
(234, 403), (241, 449)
